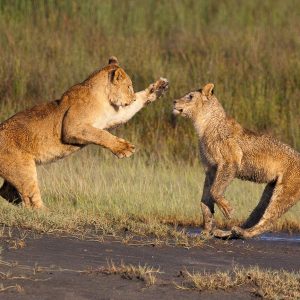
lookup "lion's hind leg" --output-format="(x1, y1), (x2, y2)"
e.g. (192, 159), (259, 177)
(15, 173), (44, 209)
(0, 180), (22, 205)
(1, 159), (45, 209)
(241, 181), (276, 229)
(232, 177), (300, 238)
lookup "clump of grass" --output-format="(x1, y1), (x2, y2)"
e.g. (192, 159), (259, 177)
(96, 260), (160, 286)
(0, 284), (23, 293)
(177, 266), (300, 299)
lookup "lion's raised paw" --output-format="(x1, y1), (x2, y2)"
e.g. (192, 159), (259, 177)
(147, 78), (169, 103)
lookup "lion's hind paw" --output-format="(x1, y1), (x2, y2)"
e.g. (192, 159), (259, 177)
(231, 226), (246, 239)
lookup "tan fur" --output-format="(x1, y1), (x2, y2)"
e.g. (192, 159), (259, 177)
(0, 57), (168, 209)
(173, 83), (300, 238)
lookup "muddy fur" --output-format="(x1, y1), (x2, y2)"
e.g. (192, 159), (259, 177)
(173, 83), (300, 238)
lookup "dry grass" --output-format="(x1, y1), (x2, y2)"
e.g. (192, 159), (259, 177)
(0, 261), (37, 294)
(97, 260), (160, 286)
(0, 259), (160, 288)
(0, 228), (27, 250)
(0, 284), (23, 293)
(177, 266), (300, 299)
(0, 258), (299, 297)
(0, 148), (299, 242)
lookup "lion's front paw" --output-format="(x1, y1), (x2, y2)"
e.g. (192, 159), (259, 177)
(112, 138), (135, 158)
(213, 229), (232, 239)
(147, 78), (169, 103)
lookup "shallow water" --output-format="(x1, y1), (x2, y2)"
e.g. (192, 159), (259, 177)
(256, 233), (300, 242)
(185, 227), (300, 243)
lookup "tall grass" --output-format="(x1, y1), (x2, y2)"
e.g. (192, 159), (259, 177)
(0, 148), (299, 233)
(0, 1), (300, 234)
(1, 0), (300, 159)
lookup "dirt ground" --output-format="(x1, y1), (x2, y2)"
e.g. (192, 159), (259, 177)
(0, 230), (299, 300)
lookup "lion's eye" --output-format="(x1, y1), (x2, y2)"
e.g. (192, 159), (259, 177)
(188, 94), (193, 100)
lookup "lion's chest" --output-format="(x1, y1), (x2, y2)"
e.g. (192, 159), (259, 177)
(199, 141), (217, 168)
(92, 106), (130, 130)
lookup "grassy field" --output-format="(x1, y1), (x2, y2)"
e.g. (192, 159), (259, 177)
(0, 0), (300, 236)
(0, 148), (299, 239)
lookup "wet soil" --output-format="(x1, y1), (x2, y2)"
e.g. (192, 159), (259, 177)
(0, 230), (299, 299)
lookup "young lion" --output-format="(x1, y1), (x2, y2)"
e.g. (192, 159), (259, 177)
(173, 83), (300, 238)
(0, 57), (168, 209)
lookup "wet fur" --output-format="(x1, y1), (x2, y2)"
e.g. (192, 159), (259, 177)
(173, 83), (300, 238)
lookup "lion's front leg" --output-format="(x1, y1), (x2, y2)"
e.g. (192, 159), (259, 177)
(110, 78), (169, 127)
(210, 164), (235, 220)
(63, 117), (135, 159)
(201, 173), (216, 233)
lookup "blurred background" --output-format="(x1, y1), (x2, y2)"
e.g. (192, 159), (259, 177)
(0, 0), (300, 231)
(1, 0), (300, 161)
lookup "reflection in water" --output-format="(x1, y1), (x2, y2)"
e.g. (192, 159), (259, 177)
(257, 233), (300, 243)
(185, 227), (300, 243)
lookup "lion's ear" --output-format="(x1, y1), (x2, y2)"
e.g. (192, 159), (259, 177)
(202, 83), (214, 97)
(109, 68), (125, 84)
(108, 56), (119, 65)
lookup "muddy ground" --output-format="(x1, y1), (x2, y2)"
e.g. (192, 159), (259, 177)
(0, 230), (299, 300)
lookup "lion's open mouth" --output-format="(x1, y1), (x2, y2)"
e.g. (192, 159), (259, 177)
(173, 107), (183, 115)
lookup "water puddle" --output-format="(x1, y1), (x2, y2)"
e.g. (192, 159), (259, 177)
(184, 227), (300, 243)
(256, 233), (300, 243)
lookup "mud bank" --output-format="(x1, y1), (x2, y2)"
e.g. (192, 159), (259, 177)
(0, 231), (299, 299)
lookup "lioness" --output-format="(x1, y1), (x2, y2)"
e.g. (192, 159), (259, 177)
(173, 83), (300, 238)
(0, 57), (168, 209)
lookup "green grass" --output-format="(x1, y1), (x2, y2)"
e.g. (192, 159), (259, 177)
(1, 0), (300, 159)
(0, 1), (300, 236)
(0, 148), (299, 238)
